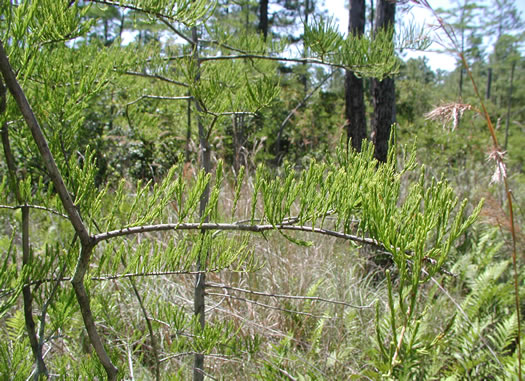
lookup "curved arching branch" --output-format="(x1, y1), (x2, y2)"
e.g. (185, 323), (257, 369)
(93, 221), (381, 247)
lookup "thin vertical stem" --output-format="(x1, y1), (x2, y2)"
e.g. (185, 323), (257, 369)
(130, 280), (160, 381)
(411, 4), (521, 376)
(185, 92), (192, 163)
(0, 39), (118, 380)
(460, 50), (522, 381)
(22, 207), (49, 381)
(191, 25), (210, 381)
(1, 78), (48, 379)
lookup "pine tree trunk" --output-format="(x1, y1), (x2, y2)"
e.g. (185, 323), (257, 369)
(371, 0), (395, 163)
(345, 0), (367, 151)
(301, 0), (311, 93)
(370, 0), (375, 32)
(258, 0), (269, 40)
(486, 67), (492, 100)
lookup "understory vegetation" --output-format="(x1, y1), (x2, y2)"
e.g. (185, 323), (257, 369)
(0, 0), (524, 380)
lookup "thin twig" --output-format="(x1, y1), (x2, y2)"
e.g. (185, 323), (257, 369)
(0, 204), (68, 219)
(119, 70), (189, 87)
(126, 94), (192, 107)
(159, 16), (195, 45)
(159, 53), (372, 71)
(279, 368), (298, 381)
(206, 283), (374, 309)
(206, 292), (334, 317)
(210, 304), (304, 344)
(427, 274), (504, 370)
(160, 351), (237, 363)
(198, 39), (255, 55)
(8, 269), (224, 289)
(129, 279), (160, 381)
(102, 214), (160, 381)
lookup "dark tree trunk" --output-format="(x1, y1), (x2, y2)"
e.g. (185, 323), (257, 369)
(486, 67), (492, 100)
(258, 0), (269, 40)
(371, 0), (395, 163)
(370, 0), (375, 32)
(301, 0), (312, 93)
(344, 0), (367, 151)
(118, 11), (125, 41)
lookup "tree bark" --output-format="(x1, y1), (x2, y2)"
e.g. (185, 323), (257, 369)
(370, 0), (375, 32)
(301, 0), (312, 93)
(486, 67), (492, 100)
(344, 0), (367, 152)
(258, 0), (269, 41)
(371, 0), (396, 163)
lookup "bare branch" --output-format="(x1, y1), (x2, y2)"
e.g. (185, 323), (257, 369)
(0, 204), (69, 219)
(126, 94), (192, 107)
(198, 39), (256, 55)
(206, 111), (256, 117)
(158, 54), (373, 71)
(206, 283), (374, 309)
(159, 16), (195, 45)
(120, 70), (189, 87)
(93, 222), (381, 247)
(2, 270), (226, 292)
(160, 351), (236, 364)
(206, 292), (341, 317)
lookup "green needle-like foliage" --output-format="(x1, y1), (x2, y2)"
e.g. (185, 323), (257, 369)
(112, 0), (215, 25)
(304, 16), (400, 79)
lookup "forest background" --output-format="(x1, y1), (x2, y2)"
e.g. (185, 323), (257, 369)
(0, 0), (524, 380)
